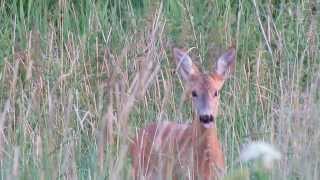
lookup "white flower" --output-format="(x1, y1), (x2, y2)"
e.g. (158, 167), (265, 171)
(240, 141), (281, 169)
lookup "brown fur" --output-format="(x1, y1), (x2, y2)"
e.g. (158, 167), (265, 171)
(130, 48), (235, 180)
(130, 120), (225, 180)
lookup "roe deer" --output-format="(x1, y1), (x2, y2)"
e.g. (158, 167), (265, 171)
(130, 47), (236, 180)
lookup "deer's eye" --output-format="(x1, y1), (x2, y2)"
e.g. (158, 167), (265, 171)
(213, 91), (219, 97)
(191, 91), (198, 97)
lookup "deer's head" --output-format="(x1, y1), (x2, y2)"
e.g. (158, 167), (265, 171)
(173, 48), (235, 128)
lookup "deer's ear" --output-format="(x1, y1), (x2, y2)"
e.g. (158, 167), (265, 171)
(214, 48), (236, 79)
(211, 48), (236, 90)
(173, 48), (199, 81)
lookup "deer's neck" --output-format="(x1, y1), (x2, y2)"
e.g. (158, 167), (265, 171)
(191, 119), (225, 177)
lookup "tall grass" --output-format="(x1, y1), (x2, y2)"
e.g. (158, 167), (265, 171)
(0, 0), (319, 179)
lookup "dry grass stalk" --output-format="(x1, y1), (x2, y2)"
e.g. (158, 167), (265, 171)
(62, 141), (78, 180)
(0, 100), (10, 161)
(275, 68), (320, 178)
(35, 135), (45, 180)
(306, 2), (318, 60)
(98, 89), (115, 174)
(99, 3), (165, 180)
(11, 147), (20, 178)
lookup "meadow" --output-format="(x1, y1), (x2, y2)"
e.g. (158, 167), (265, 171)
(0, 0), (319, 179)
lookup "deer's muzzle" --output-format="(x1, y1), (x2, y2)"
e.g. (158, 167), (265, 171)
(199, 115), (215, 128)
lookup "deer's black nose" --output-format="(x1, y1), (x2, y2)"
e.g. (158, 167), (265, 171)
(199, 115), (214, 124)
